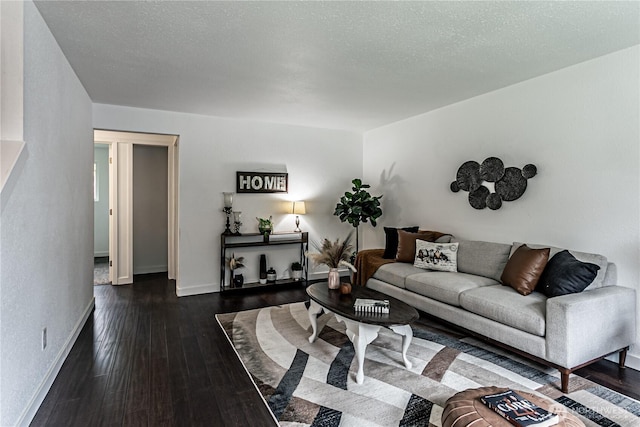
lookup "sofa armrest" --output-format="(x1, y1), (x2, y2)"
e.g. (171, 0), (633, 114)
(546, 286), (636, 368)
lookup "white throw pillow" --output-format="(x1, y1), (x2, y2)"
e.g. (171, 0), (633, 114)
(414, 240), (459, 272)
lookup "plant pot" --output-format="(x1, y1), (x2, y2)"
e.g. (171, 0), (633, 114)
(328, 268), (340, 289)
(292, 270), (303, 281)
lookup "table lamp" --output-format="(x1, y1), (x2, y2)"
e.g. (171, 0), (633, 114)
(292, 201), (306, 232)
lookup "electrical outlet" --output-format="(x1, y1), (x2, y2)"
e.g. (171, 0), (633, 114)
(42, 327), (47, 350)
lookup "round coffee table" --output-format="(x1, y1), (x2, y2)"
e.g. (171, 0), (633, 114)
(442, 386), (585, 427)
(306, 282), (419, 384)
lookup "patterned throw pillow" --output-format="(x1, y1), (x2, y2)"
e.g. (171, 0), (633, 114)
(414, 240), (459, 272)
(396, 230), (451, 262)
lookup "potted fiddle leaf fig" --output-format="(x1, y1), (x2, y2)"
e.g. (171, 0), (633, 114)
(334, 178), (382, 252)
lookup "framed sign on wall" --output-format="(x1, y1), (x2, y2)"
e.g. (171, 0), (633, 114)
(236, 172), (288, 193)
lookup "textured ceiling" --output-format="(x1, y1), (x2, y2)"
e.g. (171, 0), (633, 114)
(35, 1), (640, 131)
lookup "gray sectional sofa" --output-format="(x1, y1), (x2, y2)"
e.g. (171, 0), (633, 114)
(365, 239), (637, 392)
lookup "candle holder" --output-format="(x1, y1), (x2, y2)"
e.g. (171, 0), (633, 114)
(223, 192), (234, 235)
(233, 211), (242, 235)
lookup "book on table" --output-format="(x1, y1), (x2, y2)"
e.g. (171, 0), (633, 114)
(354, 298), (390, 314)
(480, 389), (559, 427)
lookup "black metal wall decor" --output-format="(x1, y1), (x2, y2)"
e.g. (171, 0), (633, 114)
(450, 157), (537, 210)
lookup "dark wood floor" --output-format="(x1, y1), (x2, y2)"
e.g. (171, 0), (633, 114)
(31, 273), (640, 426)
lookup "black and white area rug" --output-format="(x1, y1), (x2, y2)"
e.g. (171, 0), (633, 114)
(217, 302), (640, 427)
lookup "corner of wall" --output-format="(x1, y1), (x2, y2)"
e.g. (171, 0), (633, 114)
(15, 298), (95, 427)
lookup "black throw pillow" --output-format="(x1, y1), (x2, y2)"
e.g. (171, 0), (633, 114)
(383, 226), (419, 259)
(536, 250), (600, 297)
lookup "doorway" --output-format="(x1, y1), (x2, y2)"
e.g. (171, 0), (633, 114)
(93, 143), (110, 284)
(93, 130), (179, 286)
(133, 144), (168, 275)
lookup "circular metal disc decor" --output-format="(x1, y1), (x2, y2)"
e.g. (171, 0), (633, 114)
(456, 161), (482, 192)
(495, 167), (528, 201)
(522, 164), (537, 179)
(479, 157), (505, 182)
(468, 186), (490, 209)
(451, 157), (537, 210)
(486, 192), (502, 210)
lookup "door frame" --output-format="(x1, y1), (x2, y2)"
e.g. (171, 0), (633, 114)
(94, 130), (179, 285)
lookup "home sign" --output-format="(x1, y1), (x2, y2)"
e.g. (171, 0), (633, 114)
(236, 172), (288, 193)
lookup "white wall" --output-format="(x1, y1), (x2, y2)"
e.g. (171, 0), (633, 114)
(93, 144), (109, 257)
(93, 104), (363, 295)
(0, 2), (94, 425)
(363, 46), (640, 367)
(133, 144), (168, 274)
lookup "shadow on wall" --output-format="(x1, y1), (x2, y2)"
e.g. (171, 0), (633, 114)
(378, 163), (406, 225)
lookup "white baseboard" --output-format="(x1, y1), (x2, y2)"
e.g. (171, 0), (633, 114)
(133, 264), (168, 275)
(17, 297), (95, 427)
(176, 270), (352, 297)
(308, 268), (350, 281)
(176, 282), (216, 297)
(604, 348), (640, 372)
(623, 350), (640, 371)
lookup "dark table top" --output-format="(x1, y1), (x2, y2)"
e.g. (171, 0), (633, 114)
(306, 282), (419, 326)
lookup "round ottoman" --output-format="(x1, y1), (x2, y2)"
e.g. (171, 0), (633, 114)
(441, 386), (584, 427)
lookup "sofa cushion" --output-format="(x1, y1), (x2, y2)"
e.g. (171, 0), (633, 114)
(405, 272), (499, 306)
(456, 240), (512, 282)
(372, 262), (425, 289)
(414, 240), (459, 272)
(460, 285), (547, 337)
(501, 245), (550, 296)
(396, 230), (445, 262)
(383, 226), (419, 259)
(536, 250), (600, 297)
(435, 234), (454, 243)
(512, 242), (608, 290)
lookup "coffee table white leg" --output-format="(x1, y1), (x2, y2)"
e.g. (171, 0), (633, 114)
(389, 324), (413, 369)
(339, 317), (380, 384)
(308, 300), (324, 343)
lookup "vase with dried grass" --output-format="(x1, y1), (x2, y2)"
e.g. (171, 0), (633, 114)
(225, 253), (245, 288)
(307, 232), (357, 289)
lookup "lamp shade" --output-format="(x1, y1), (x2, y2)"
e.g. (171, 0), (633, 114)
(292, 201), (306, 215)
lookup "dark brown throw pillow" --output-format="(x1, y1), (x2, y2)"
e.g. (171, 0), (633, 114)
(501, 244), (550, 295)
(396, 230), (444, 263)
(383, 226), (419, 259)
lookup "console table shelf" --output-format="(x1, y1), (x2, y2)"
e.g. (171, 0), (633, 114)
(220, 232), (308, 292)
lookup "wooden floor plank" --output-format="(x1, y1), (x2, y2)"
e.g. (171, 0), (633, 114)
(149, 355), (173, 424)
(122, 408), (148, 427)
(30, 272), (640, 426)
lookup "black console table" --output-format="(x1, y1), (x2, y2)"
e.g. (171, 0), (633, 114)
(220, 232), (308, 292)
